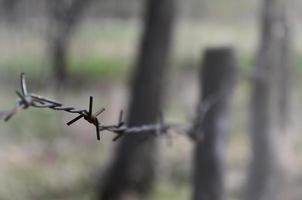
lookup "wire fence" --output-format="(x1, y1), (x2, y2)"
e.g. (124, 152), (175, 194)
(0, 73), (225, 142)
(0, 73), (190, 141)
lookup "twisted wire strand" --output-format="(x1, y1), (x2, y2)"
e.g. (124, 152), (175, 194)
(1, 72), (225, 141)
(103, 124), (183, 134)
(1, 73), (223, 142)
(1, 73), (187, 141)
(30, 94), (88, 115)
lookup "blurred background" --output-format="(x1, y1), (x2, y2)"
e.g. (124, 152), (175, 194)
(0, 0), (302, 199)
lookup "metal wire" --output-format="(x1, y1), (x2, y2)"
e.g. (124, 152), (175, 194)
(1, 73), (185, 141)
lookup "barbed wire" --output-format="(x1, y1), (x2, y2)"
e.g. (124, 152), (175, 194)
(0, 73), (187, 141)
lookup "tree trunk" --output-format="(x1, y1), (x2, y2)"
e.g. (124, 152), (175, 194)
(277, 5), (291, 130)
(50, 35), (68, 84)
(98, 0), (175, 200)
(191, 47), (236, 200)
(47, 0), (93, 85)
(1, 0), (19, 22)
(246, 0), (290, 199)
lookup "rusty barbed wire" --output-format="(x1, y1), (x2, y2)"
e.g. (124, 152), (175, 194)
(1, 73), (186, 141)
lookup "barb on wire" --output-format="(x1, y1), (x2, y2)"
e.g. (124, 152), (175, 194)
(67, 96), (105, 140)
(1, 73), (186, 141)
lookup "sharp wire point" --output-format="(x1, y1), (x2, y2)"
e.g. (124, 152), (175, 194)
(67, 115), (84, 126)
(4, 107), (18, 122)
(89, 96), (93, 116)
(113, 133), (123, 141)
(16, 91), (24, 100)
(21, 72), (28, 96)
(118, 110), (124, 125)
(94, 108), (105, 117)
(4, 114), (13, 122)
(96, 120), (100, 140)
(0, 111), (7, 119)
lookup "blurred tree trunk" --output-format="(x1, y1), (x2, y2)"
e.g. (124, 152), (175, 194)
(98, 0), (175, 200)
(191, 48), (236, 200)
(246, 0), (290, 200)
(47, 0), (92, 85)
(277, 7), (291, 130)
(0, 0), (19, 22)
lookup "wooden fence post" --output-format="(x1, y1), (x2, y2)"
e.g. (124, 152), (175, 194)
(191, 47), (236, 200)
